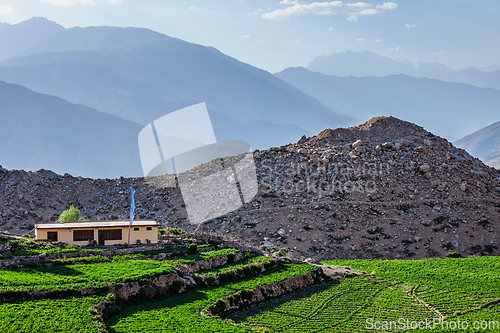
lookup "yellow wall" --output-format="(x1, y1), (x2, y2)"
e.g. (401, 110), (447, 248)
(35, 226), (158, 245)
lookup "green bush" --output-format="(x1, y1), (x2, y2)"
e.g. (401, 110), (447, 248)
(259, 245), (269, 252)
(59, 205), (83, 223)
(167, 228), (185, 235)
(446, 251), (463, 258)
(278, 247), (289, 257)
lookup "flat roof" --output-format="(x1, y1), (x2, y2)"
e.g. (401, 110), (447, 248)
(35, 220), (160, 229)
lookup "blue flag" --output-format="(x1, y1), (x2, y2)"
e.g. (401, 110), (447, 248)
(130, 187), (136, 225)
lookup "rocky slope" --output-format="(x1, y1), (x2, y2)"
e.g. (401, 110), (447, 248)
(1, 117), (499, 260)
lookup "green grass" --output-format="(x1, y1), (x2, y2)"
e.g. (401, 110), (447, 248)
(12, 247), (98, 256)
(107, 263), (317, 333)
(0, 296), (103, 333)
(48, 244), (215, 264)
(13, 243), (212, 257)
(230, 274), (500, 333)
(196, 256), (272, 276)
(0, 260), (176, 292)
(0, 249), (238, 293)
(322, 256), (500, 297)
(230, 276), (431, 332)
(412, 284), (498, 317)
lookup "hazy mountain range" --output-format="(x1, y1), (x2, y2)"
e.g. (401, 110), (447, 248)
(0, 17), (352, 142)
(0, 81), (142, 178)
(1, 17), (499, 177)
(275, 67), (500, 141)
(0, 18), (356, 177)
(308, 50), (500, 91)
(455, 121), (500, 168)
(482, 151), (500, 169)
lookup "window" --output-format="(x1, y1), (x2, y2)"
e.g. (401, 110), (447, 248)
(73, 230), (94, 242)
(47, 231), (58, 242)
(147, 227), (152, 231)
(99, 229), (122, 241)
(134, 227), (139, 231)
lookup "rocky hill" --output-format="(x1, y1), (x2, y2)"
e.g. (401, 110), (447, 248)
(1, 117), (499, 260)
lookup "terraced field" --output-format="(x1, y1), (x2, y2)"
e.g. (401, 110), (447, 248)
(107, 263), (316, 333)
(0, 296), (102, 332)
(224, 257), (500, 332)
(0, 248), (238, 293)
(229, 276), (432, 332)
(0, 240), (499, 332)
(324, 256), (500, 297)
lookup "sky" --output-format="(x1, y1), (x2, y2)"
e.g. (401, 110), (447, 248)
(0, 0), (499, 73)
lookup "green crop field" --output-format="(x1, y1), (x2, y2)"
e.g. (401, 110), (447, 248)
(196, 256), (273, 276)
(323, 256), (500, 296)
(222, 257), (500, 333)
(0, 259), (176, 292)
(106, 263), (317, 333)
(1, 244), (499, 333)
(0, 296), (103, 333)
(230, 276), (435, 332)
(0, 248), (238, 293)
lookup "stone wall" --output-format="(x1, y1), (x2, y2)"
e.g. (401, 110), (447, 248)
(204, 267), (327, 318)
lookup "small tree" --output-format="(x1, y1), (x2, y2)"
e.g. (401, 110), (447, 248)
(59, 205), (82, 223)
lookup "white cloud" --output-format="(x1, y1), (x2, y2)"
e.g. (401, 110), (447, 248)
(240, 35), (251, 38)
(374, 39), (383, 42)
(355, 38), (364, 42)
(376, 2), (398, 10)
(257, 39), (264, 42)
(347, 14), (358, 22)
(41, 0), (122, 6)
(262, 1), (398, 22)
(328, 27), (333, 31)
(0, 5), (14, 14)
(431, 51), (445, 56)
(189, 6), (202, 10)
(388, 46), (400, 50)
(405, 23), (416, 29)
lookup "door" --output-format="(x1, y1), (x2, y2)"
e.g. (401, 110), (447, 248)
(47, 231), (58, 242)
(98, 231), (105, 245)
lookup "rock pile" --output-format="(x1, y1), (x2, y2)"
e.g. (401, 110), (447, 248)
(0, 117), (499, 259)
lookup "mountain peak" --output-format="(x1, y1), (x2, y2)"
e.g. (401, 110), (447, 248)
(14, 17), (64, 29)
(308, 116), (427, 147)
(0, 16), (65, 61)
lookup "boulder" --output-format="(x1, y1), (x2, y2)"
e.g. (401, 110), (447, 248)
(352, 140), (363, 149)
(420, 163), (431, 173)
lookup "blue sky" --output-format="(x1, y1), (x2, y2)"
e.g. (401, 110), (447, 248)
(0, 0), (498, 73)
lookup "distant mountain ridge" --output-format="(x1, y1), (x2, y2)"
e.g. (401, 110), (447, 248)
(0, 17), (64, 62)
(0, 80), (143, 178)
(455, 121), (500, 158)
(0, 18), (355, 152)
(308, 50), (500, 91)
(482, 150), (500, 169)
(275, 66), (500, 140)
